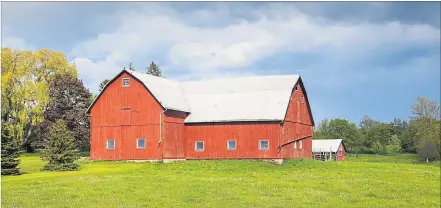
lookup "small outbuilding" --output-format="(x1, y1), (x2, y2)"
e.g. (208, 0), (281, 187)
(312, 139), (346, 161)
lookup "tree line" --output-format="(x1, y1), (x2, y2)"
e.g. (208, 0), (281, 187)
(313, 96), (440, 162)
(1, 47), (163, 175)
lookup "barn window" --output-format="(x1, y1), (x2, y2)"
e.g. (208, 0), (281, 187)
(107, 140), (115, 150)
(195, 141), (204, 152)
(122, 78), (130, 87)
(259, 140), (269, 150)
(339, 145), (343, 156)
(294, 84), (298, 91)
(299, 140), (303, 150)
(227, 140), (236, 150)
(293, 141), (297, 151)
(137, 138), (146, 149)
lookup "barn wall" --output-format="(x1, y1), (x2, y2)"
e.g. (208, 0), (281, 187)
(337, 143), (346, 161)
(89, 72), (164, 160)
(279, 80), (314, 159)
(162, 110), (188, 159)
(184, 122), (282, 159)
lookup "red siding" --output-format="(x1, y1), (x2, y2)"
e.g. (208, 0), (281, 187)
(89, 73), (316, 162)
(162, 110), (187, 159)
(279, 81), (314, 159)
(185, 122), (282, 159)
(90, 72), (164, 160)
(337, 143), (346, 161)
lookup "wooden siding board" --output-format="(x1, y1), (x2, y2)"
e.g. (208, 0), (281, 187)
(279, 81), (314, 159)
(90, 72), (164, 160)
(185, 122), (282, 159)
(90, 72), (315, 161)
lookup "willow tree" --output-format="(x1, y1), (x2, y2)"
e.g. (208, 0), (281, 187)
(1, 47), (77, 150)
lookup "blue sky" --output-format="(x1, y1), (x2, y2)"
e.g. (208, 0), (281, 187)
(2, 2), (440, 124)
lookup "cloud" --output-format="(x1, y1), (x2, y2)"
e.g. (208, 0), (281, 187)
(1, 36), (35, 50)
(68, 3), (439, 94)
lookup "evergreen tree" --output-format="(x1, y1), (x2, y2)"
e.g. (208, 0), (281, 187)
(1, 123), (21, 175)
(128, 63), (135, 71)
(40, 120), (80, 171)
(98, 79), (110, 92)
(146, 61), (163, 77)
(37, 74), (92, 151)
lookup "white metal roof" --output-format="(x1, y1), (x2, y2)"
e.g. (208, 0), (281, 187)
(126, 70), (191, 112)
(89, 69), (302, 123)
(312, 139), (343, 152)
(182, 75), (299, 123)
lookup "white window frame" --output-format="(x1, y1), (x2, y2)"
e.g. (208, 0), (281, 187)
(107, 140), (115, 150)
(195, 141), (204, 152)
(299, 140), (303, 150)
(339, 145), (343, 156)
(293, 141), (297, 151)
(227, 140), (237, 150)
(259, 140), (269, 150)
(122, 78), (130, 87)
(137, 138), (146, 149)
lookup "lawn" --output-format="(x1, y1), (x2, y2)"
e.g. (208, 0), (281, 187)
(1, 154), (440, 208)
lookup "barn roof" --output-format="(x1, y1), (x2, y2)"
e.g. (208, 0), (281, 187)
(88, 69), (312, 124)
(312, 139), (343, 152)
(126, 70), (191, 112)
(182, 75), (299, 123)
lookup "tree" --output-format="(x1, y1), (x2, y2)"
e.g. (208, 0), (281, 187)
(313, 118), (330, 139)
(391, 118), (414, 153)
(386, 135), (402, 154)
(1, 47), (77, 151)
(410, 96), (440, 120)
(146, 61), (163, 77)
(1, 123), (21, 175)
(37, 74), (93, 151)
(128, 63), (135, 71)
(409, 96), (440, 161)
(40, 120), (80, 171)
(358, 116), (393, 154)
(98, 79), (110, 92)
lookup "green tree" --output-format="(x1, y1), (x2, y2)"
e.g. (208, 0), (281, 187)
(386, 135), (402, 154)
(409, 96), (440, 161)
(358, 116), (394, 154)
(146, 61), (163, 77)
(98, 79), (110, 92)
(319, 118), (359, 152)
(37, 74), (92, 151)
(1, 123), (21, 175)
(391, 118), (414, 153)
(313, 118), (330, 139)
(40, 120), (80, 171)
(1, 47), (77, 151)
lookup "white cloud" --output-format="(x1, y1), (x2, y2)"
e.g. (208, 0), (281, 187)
(69, 3), (440, 93)
(2, 36), (35, 50)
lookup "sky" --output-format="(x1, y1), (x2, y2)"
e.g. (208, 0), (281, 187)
(1, 2), (440, 124)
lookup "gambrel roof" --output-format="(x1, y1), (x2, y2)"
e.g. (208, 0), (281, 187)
(87, 69), (314, 124)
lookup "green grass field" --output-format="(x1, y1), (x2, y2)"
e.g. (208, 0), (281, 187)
(2, 154), (440, 208)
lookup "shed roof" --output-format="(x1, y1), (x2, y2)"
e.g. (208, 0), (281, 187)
(88, 69), (309, 124)
(312, 139), (343, 152)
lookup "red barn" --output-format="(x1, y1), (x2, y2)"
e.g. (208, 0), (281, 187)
(87, 69), (315, 163)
